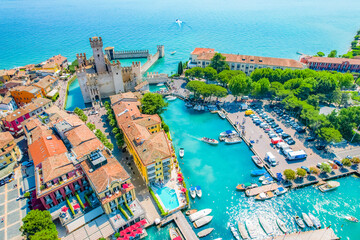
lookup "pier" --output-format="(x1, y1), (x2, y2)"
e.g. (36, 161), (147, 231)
(245, 182), (281, 196)
(161, 211), (199, 240)
(268, 228), (339, 240)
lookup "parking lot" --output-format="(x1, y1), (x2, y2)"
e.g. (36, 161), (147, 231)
(227, 103), (335, 175)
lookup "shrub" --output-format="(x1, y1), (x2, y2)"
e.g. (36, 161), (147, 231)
(118, 205), (129, 220)
(75, 192), (85, 210)
(284, 169), (296, 181)
(320, 163), (332, 173)
(296, 168), (307, 178)
(40, 185), (45, 190)
(148, 187), (168, 216)
(87, 123), (96, 131)
(112, 127), (119, 135)
(66, 197), (75, 215)
(51, 92), (59, 102)
(310, 166), (320, 175)
(341, 158), (352, 167)
(84, 194), (92, 207)
(351, 157), (360, 163)
(24, 192), (30, 198)
(114, 233), (120, 238)
(125, 203), (134, 216)
(182, 180), (190, 205)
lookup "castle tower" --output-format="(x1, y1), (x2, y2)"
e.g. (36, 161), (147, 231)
(157, 45), (165, 58)
(90, 37), (107, 74)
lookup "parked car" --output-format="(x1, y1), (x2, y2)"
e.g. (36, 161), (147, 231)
(305, 136), (316, 142)
(285, 138), (295, 145)
(281, 133), (291, 139)
(292, 123), (299, 129)
(296, 127), (306, 133)
(315, 145), (326, 150)
(334, 160), (343, 167)
(270, 123), (279, 128)
(301, 166), (310, 174)
(275, 128), (284, 133)
(264, 128), (271, 133)
(269, 133), (277, 138)
(254, 120), (262, 125)
(274, 127), (281, 131)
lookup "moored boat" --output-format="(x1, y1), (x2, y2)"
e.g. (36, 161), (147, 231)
(189, 187), (196, 198)
(251, 155), (264, 168)
(294, 215), (305, 228)
(201, 137), (219, 145)
(262, 178), (274, 185)
(255, 191), (275, 201)
(185, 209), (197, 215)
(224, 136), (242, 144)
(189, 209), (212, 222)
(229, 223), (240, 240)
(245, 220), (258, 239)
(308, 213), (321, 229)
(237, 222), (249, 239)
(218, 111), (226, 119)
(197, 228), (214, 238)
(259, 216), (274, 236)
(274, 187), (288, 196)
(319, 181), (340, 192)
(193, 216), (213, 228)
(220, 130), (237, 137)
(259, 173), (271, 181)
(179, 148), (184, 158)
(166, 96), (177, 101)
(169, 228), (181, 240)
(302, 213), (314, 227)
(345, 216), (359, 223)
(196, 186), (202, 198)
(276, 218), (289, 233)
(236, 182), (258, 191)
(185, 102), (193, 108)
(251, 169), (267, 176)
(156, 83), (164, 86)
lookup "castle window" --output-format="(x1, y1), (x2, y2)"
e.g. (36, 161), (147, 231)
(116, 73), (118, 75)
(98, 54), (100, 58)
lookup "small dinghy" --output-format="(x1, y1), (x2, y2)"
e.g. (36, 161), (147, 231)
(252, 155), (264, 168)
(170, 51), (176, 55)
(185, 209), (197, 215)
(196, 186), (202, 198)
(201, 137), (219, 145)
(189, 187), (196, 198)
(189, 209), (212, 222)
(166, 96), (177, 101)
(179, 148), (184, 158)
(169, 228), (180, 240)
(274, 187), (288, 196)
(236, 182), (257, 191)
(197, 228), (214, 238)
(294, 215), (305, 228)
(276, 218), (289, 233)
(218, 111), (226, 119)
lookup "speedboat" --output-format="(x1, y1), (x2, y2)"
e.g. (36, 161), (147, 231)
(166, 96), (177, 101)
(238, 222), (249, 239)
(193, 216), (213, 228)
(156, 83), (164, 86)
(225, 137), (242, 144)
(186, 209), (197, 215)
(251, 169), (267, 176)
(255, 191), (275, 201)
(294, 215), (305, 228)
(262, 178), (275, 185)
(189, 187), (196, 198)
(220, 130), (237, 137)
(259, 216), (274, 236)
(345, 216), (359, 223)
(189, 209), (212, 222)
(245, 220), (258, 239)
(236, 182), (258, 191)
(229, 223), (240, 240)
(196, 186), (202, 198)
(274, 187), (288, 196)
(251, 155), (264, 168)
(197, 228), (214, 238)
(302, 213), (314, 227)
(201, 137), (219, 145)
(276, 218), (289, 233)
(179, 148), (184, 158)
(308, 213), (321, 229)
(170, 51), (176, 55)
(169, 228), (180, 240)
(218, 111), (226, 119)
(319, 181), (340, 192)
(259, 173), (271, 181)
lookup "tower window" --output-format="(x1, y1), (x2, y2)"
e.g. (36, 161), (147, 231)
(98, 54), (100, 57)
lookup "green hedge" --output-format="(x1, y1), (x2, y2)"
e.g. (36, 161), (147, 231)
(75, 192), (85, 210)
(66, 197), (75, 215)
(148, 187), (168, 216)
(183, 180), (190, 206)
(118, 205), (129, 220)
(84, 194), (92, 207)
(50, 92), (59, 102)
(125, 203), (134, 216)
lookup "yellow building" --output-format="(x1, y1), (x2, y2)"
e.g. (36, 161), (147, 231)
(0, 132), (21, 169)
(110, 93), (172, 185)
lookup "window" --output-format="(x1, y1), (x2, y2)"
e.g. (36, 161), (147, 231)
(15, 120), (19, 125)
(5, 153), (10, 157)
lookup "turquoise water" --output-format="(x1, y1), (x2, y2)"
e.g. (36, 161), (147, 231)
(149, 84), (168, 93)
(155, 99), (360, 240)
(156, 187), (180, 211)
(65, 79), (86, 111)
(1, 0), (360, 73)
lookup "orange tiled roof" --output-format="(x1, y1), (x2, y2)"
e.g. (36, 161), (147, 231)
(10, 85), (41, 94)
(33, 75), (58, 90)
(191, 48), (215, 55)
(64, 124), (96, 147)
(4, 98), (51, 122)
(109, 92), (138, 105)
(22, 118), (52, 143)
(42, 152), (75, 183)
(48, 54), (67, 66)
(306, 56), (360, 65)
(0, 132), (14, 148)
(72, 138), (103, 159)
(28, 135), (67, 167)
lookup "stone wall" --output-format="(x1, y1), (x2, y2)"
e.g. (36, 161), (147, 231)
(144, 72), (168, 84)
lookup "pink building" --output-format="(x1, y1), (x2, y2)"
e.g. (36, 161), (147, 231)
(300, 56), (360, 73)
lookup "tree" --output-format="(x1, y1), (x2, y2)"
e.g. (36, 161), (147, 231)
(296, 168), (307, 178)
(341, 158), (352, 167)
(140, 93), (168, 115)
(351, 41), (358, 48)
(317, 127), (342, 143)
(210, 53), (229, 73)
(320, 163), (332, 173)
(316, 52), (325, 57)
(217, 70), (244, 87)
(203, 66), (217, 81)
(351, 157), (360, 164)
(340, 92), (350, 107)
(177, 61), (183, 75)
(112, 127), (120, 134)
(310, 166), (320, 175)
(283, 169), (296, 181)
(20, 210), (58, 240)
(86, 123), (96, 131)
(228, 75), (252, 99)
(328, 50), (337, 58)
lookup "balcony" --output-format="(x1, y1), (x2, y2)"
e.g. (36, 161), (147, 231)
(148, 173), (155, 179)
(82, 180), (88, 186)
(74, 184), (81, 191)
(55, 193), (63, 199)
(147, 167), (155, 174)
(65, 188), (72, 195)
(45, 198), (53, 204)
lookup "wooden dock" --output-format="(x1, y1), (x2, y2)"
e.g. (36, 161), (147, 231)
(268, 228), (339, 240)
(161, 211), (198, 240)
(245, 183), (282, 196)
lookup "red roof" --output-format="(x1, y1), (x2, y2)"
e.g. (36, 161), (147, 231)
(191, 47), (215, 55)
(305, 56), (360, 65)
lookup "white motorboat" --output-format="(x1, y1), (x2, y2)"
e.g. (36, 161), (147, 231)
(220, 130), (237, 137)
(238, 222), (249, 239)
(251, 155), (264, 168)
(245, 220), (258, 239)
(185, 102), (192, 108)
(302, 213), (314, 227)
(189, 209), (212, 222)
(179, 148), (184, 158)
(201, 137), (219, 145)
(156, 83), (164, 86)
(294, 215), (305, 228)
(274, 187), (288, 196)
(259, 216), (274, 235)
(255, 191), (275, 201)
(201, 105), (205, 111)
(224, 137), (242, 144)
(262, 180), (274, 185)
(189, 187), (196, 198)
(196, 186), (202, 198)
(170, 51), (176, 55)
(308, 213), (321, 229)
(229, 223), (240, 240)
(193, 216), (213, 228)
(276, 218), (289, 233)
(166, 96), (177, 101)
(197, 228), (214, 238)
(169, 228), (180, 240)
(319, 181), (340, 192)
(218, 111), (226, 119)
(345, 216), (359, 223)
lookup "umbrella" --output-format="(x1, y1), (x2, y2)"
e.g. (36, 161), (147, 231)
(61, 206), (69, 212)
(133, 222), (141, 228)
(73, 204), (80, 210)
(120, 230), (128, 236)
(134, 228), (143, 235)
(122, 183), (129, 189)
(177, 172), (182, 177)
(129, 232), (137, 237)
(177, 177), (183, 182)
(139, 219), (147, 226)
(181, 188), (187, 193)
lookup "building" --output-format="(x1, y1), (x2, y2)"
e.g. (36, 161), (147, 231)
(2, 98), (52, 135)
(0, 132), (21, 169)
(300, 56), (360, 73)
(33, 75), (59, 96)
(10, 85), (43, 106)
(110, 92), (172, 185)
(76, 37), (143, 104)
(0, 69), (17, 83)
(47, 54), (68, 69)
(189, 48), (305, 75)
(34, 54), (68, 73)
(0, 95), (18, 114)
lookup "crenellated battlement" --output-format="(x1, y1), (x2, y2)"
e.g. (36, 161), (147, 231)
(132, 61), (141, 68)
(89, 36), (103, 48)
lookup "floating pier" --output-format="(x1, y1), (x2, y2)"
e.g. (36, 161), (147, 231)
(268, 228), (339, 240)
(161, 211), (199, 240)
(245, 183), (281, 197)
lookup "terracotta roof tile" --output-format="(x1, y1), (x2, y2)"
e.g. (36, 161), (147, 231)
(0, 132), (14, 148)
(191, 48), (215, 55)
(33, 75), (58, 90)
(305, 56), (360, 65)
(72, 138), (103, 159)
(42, 153), (75, 183)
(4, 98), (51, 122)
(64, 124), (96, 147)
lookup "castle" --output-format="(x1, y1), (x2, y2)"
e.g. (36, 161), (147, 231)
(76, 37), (164, 104)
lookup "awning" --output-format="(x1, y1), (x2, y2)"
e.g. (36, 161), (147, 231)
(46, 89), (58, 98)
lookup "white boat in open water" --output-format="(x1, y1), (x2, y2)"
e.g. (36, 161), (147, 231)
(189, 187), (196, 198)
(237, 222), (249, 239)
(156, 83), (164, 86)
(196, 186), (202, 198)
(218, 111), (226, 119)
(319, 181), (340, 192)
(197, 228), (214, 238)
(189, 209), (212, 222)
(179, 148), (184, 158)
(194, 216), (213, 228)
(201, 137), (219, 145)
(245, 220), (258, 239)
(166, 96), (177, 101)
(308, 213), (321, 229)
(259, 217), (274, 236)
(302, 213), (314, 227)
(229, 223), (240, 240)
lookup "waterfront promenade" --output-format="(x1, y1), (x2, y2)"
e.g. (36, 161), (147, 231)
(161, 211), (198, 240)
(268, 228), (339, 240)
